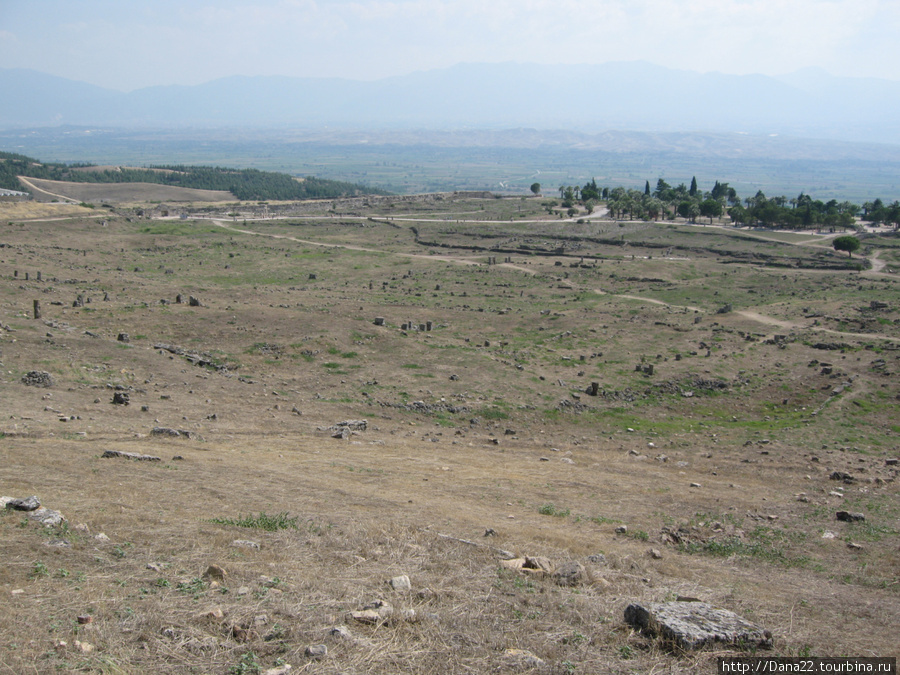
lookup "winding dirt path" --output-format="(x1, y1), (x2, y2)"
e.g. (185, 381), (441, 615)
(212, 219), (484, 267)
(732, 311), (801, 330)
(210, 218), (900, 343)
(16, 176), (79, 203)
(592, 289), (702, 312)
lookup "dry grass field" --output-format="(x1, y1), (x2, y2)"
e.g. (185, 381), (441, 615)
(17, 177), (233, 204)
(0, 201), (97, 221)
(1, 193), (898, 674)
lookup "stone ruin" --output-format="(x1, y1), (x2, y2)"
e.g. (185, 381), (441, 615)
(21, 371), (53, 388)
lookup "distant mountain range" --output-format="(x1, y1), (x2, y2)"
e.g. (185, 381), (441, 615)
(4, 62), (900, 146)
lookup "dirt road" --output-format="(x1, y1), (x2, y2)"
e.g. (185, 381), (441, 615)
(16, 176), (80, 203)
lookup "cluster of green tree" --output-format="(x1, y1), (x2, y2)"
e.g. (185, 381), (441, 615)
(556, 177), (731, 224)
(556, 175), (900, 230)
(0, 152), (387, 201)
(861, 198), (900, 226)
(0, 151), (62, 191)
(728, 192), (866, 230)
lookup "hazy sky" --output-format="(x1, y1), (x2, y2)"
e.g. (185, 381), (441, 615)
(1, 0), (898, 90)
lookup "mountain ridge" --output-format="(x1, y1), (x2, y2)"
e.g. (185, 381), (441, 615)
(4, 62), (900, 145)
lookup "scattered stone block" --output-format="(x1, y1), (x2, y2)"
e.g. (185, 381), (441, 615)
(5, 495), (41, 511)
(328, 419), (367, 438)
(553, 561), (587, 586)
(73, 640), (94, 654)
(500, 558), (526, 571)
(34, 508), (65, 527)
(203, 565), (228, 581)
(624, 601), (773, 650)
(835, 511), (865, 522)
(329, 625), (354, 641)
(502, 648), (547, 670)
(263, 666), (293, 675)
(389, 575), (411, 591)
(197, 606), (225, 621)
(21, 371), (53, 387)
(830, 471), (855, 483)
(305, 644), (327, 659)
(348, 599), (393, 624)
(524, 556), (554, 573)
(232, 540), (261, 550)
(150, 427), (195, 439)
(102, 450), (161, 462)
(2, 497), (66, 526)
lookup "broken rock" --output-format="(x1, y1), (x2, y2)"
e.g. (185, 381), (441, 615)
(305, 644), (327, 659)
(624, 601), (773, 650)
(389, 575), (411, 591)
(150, 427), (195, 439)
(835, 511), (866, 522)
(232, 540), (261, 550)
(203, 564), (228, 581)
(5, 495), (41, 511)
(1, 497), (65, 527)
(262, 666), (293, 675)
(552, 561), (587, 587)
(502, 648), (547, 670)
(349, 599), (393, 624)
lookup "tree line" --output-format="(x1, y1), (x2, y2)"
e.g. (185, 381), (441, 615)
(0, 152), (388, 201)
(548, 177), (900, 230)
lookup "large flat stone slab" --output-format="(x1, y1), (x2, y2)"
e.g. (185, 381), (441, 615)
(624, 601), (773, 650)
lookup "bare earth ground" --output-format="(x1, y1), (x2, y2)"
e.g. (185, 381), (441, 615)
(1, 194), (898, 674)
(17, 177), (233, 204)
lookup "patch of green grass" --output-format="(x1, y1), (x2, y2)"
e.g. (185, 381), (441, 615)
(478, 407), (509, 421)
(176, 577), (208, 597)
(228, 651), (262, 675)
(844, 521), (900, 542)
(538, 503), (570, 518)
(591, 515), (620, 525)
(678, 527), (810, 568)
(210, 512), (298, 531)
(30, 560), (49, 579)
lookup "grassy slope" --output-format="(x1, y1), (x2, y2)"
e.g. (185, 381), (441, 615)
(0, 196), (898, 674)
